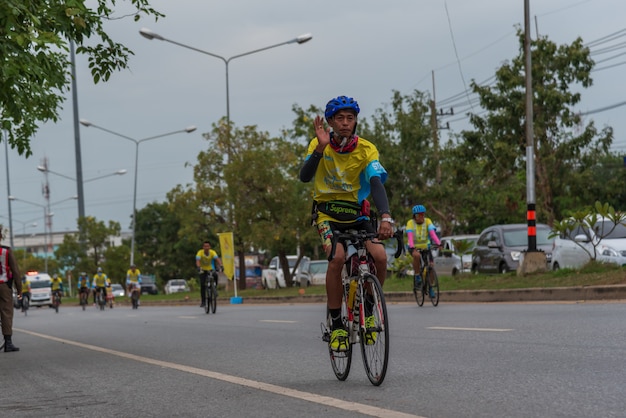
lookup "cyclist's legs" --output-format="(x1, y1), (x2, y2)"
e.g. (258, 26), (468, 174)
(411, 248), (424, 278)
(365, 239), (387, 285)
(424, 250), (435, 286)
(318, 221), (346, 312)
(199, 271), (208, 305)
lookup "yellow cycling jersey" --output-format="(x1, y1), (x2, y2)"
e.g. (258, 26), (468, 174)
(127, 268), (141, 283)
(92, 273), (108, 287)
(304, 136), (387, 224)
(406, 218), (436, 250)
(51, 277), (63, 291)
(196, 249), (219, 271)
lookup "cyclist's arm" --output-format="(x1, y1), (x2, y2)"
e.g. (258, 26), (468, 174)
(299, 149), (324, 182)
(370, 176), (390, 217)
(428, 225), (441, 246)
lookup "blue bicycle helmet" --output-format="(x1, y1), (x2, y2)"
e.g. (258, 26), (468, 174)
(324, 96), (360, 119)
(412, 204), (426, 214)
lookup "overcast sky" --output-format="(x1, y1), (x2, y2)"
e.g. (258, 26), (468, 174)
(2, 0), (625, 241)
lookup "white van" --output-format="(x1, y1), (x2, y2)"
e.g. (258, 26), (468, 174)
(25, 271), (53, 307)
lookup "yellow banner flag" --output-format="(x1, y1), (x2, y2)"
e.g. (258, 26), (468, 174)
(218, 232), (235, 281)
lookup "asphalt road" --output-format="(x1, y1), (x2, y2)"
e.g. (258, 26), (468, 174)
(3, 301), (625, 417)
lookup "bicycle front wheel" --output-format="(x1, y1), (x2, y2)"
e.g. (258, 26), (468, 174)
(359, 273), (389, 386)
(413, 273), (425, 307)
(429, 268), (440, 307)
(209, 280), (217, 314)
(205, 285), (211, 314)
(327, 304), (352, 381)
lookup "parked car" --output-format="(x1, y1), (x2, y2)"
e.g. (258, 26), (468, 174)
(551, 217), (626, 270)
(140, 277), (159, 295)
(471, 224), (553, 274)
(110, 283), (125, 297)
(235, 264), (264, 290)
(262, 255), (310, 289)
(296, 259), (329, 287)
(434, 234), (479, 276)
(164, 279), (189, 294)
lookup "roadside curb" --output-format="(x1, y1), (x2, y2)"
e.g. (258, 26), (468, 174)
(111, 285), (626, 306)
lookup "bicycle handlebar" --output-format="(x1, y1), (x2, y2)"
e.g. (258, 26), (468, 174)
(328, 229), (405, 262)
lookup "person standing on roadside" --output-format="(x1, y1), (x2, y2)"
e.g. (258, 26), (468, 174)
(196, 241), (223, 308)
(0, 227), (22, 352)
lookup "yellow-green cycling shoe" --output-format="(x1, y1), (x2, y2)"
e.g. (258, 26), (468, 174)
(329, 328), (349, 352)
(364, 315), (377, 345)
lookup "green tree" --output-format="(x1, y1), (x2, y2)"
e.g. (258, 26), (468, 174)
(1, 0), (163, 155)
(77, 216), (121, 267)
(459, 29), (613, 226)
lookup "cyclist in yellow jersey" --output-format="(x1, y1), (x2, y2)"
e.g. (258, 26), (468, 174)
(406, 204), (441, 299)
(50, 274), (64, 303)
(195, 241), (223, 308)
(21, 277), (31, 310)
(77, 272), (90, 304)
(299, 95), (394, 352)
(126, 264), (142, 302)
(92, 267), (108, 305)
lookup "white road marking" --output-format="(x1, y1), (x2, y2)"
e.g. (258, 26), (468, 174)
(428, 326), (513, 332)
(16, 328), (423, 418)
(259, 319), (298, 323)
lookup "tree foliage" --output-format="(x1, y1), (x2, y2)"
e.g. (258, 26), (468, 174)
(0, 0), (163, 155)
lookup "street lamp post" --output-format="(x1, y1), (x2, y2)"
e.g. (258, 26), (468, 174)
(139, 28), (312, 294)
(79, 119), (197, 265)
(139, 28), (312, 132)
(8, 195), (78, 272)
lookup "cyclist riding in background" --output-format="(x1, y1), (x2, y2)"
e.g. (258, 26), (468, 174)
(299, 95), (394, 352)
(21, 276), (31, 308)
(50, 274), (64, 303)
(126, 264), (142, 301)
(196, 241), (223, 308)
(92, 267), (108, 304)
(406, 204), (441, 299)
(77, 272), (90, 302)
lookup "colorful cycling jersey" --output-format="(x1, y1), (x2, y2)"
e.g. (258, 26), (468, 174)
(304, 136), (387, 224)
(22, 279), (31, 293)
(196, 249), (219, 271)
(126, 268), (142, 285)
(51, 276), (63, 291)
(77, 276), (90, 289)
(406, 218), (438, 250)
(92, 272), (108, 287)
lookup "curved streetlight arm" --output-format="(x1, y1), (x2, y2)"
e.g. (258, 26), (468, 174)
(83, 169), (127, 183)
(37, 166), (75, 182)
(80, 118), (197, 265)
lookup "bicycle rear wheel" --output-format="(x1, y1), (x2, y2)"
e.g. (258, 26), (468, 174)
(359, 273), (389, 386)
(429, 268), (440, 307)
(205, 285), (211, 314)
(413, 272), (425, 307)
(209, 279), (217, 314)
(22, 295), (29, 316)
(327, 305), (352, 381)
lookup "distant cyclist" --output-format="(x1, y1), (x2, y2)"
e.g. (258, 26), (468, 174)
(77, 272), (90, 305)
(406, 204), (441, 299)
(21, 276), (31, 310)
(92, 267), (108, 305)
(196, 241), (223, 308)
(51, 274), (64, 303)
(126, 264), (142, 303)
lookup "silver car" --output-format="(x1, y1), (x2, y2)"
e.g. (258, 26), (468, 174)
(434, 235), (479, 276)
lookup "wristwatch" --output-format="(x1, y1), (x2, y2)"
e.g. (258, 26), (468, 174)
(381, 217), (395, 225)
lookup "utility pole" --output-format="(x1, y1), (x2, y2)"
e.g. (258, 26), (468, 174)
(430, 71), (453, 184)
